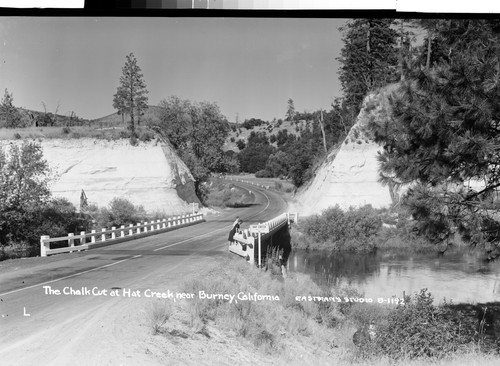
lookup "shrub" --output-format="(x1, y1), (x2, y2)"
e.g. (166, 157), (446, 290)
(138, 129), (154, 142)
(62, 126), (71, 134)
(255, 169), (273, 178)
(129, 135), (138, 146)
(13, 132), (22, 139)
(373, 289), (478, 360)
(300, 205), (382, 251)
(95, 198), (147, 228)
(146, 300), (173, 335)
(236, 139), (246, 150)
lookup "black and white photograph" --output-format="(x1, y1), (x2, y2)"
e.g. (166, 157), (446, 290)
(1, 4), (500, 365)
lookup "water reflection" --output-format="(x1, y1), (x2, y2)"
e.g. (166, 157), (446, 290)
(290, 248), (500, 304)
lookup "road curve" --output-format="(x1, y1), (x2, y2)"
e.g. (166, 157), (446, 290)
(0, 182), (288, 366)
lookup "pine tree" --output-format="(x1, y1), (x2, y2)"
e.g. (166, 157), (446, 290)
(113, 53), (148, 135)
(369, 19), (500, 258)
(286, 98), (296, 122)
(0, 89), (22, 128)
(337, 19), (399, 114)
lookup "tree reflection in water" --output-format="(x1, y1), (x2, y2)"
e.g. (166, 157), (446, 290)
(290, 248), (500, 304)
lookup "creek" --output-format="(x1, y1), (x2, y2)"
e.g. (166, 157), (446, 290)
(289, 247), (500, 304)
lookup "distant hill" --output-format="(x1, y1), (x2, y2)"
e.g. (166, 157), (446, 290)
(224, 119), (311, 152)
(92, 105), (165, 127)
(16, 108), (92, 127)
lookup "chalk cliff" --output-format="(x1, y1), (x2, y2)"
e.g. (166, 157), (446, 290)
(2, 138), (199, 214)
(294, 87), (397, 216)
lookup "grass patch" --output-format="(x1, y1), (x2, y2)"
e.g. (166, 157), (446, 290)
(0, 125), (156, 141)
(144, 259), (500, 364)
(179, 259), (344, 353)
(146, 299), (174, 335)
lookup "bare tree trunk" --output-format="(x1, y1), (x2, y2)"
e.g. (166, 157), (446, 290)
(426, 30), (432, 70)
(129, 98), (135, 135)
(399, 20), (405, 81)
(319, 110), (327, 154)
(366, 21), (372, 89)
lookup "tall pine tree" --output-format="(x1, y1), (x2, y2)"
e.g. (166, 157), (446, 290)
(337, 19), (399, 115)
(113, 53), (148, 135)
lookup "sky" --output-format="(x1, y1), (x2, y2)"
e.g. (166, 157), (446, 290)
(0, 17), (346, 122)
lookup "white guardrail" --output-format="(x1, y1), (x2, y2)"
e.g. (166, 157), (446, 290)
(227, 177), (272, 190)
(229, 212), (298, 266)
(40, 213), (204, 257)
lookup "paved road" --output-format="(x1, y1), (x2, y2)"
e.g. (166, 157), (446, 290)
(0, 182), (288, 366)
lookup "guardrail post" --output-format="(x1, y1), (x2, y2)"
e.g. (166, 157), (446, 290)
(120, 225), (125, 238)
(136, 223), (141, 234)
(168, 219), (171, 228)
(77, 232), (85, 252)
(111, 227), (116, 239)
(101, 228), (106, 242)
(162, 219), (166, 229)
(68, 233), (74, 252)
(144, 221), (148, 233)
(40, 235), (49, 257)
(156, 219), (161, 230)
(150, 220), (155, 231)
(258, 231), (262, 268)
(91, 230), (96, 243)
(129, 224), (133, 236)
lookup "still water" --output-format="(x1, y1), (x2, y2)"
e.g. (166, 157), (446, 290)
(289, 248), (500, 304)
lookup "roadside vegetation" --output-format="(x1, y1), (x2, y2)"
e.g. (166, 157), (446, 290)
(199, 177), (255, 208)
(0, 141), (186, 261)
(0, 125), (156, 142)
(144, 259), (500, 365)
(292, 204), (439, 253)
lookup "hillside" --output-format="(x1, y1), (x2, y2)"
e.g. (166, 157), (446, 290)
(224, 119), (311, 152)
(291, 86), (398, 216)
(0, 138), (199, 214)
(92, 105), (164, 126)
(14, 107), (92, 127)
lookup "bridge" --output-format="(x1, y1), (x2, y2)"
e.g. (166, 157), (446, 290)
(229, 212), (298, 267)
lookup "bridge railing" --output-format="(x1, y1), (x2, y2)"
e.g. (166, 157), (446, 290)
(229, 212), (298, 266)
(40, 213), (204, 257)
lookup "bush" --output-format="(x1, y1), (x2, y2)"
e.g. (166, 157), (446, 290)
(146, 300), (173, 335)
(37, 198), (91, 237)
(373, 289), (478, 360)
(255, 169), (273, 178)
(62, 126), (71, 134)
(201, 179), (254, 208)
(95, 198), (147, 228)
(138, 129), (154, 142)
(13, 132), (21, 139)
(129, 135), (138, 146)
(300, 205), (382, 251)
